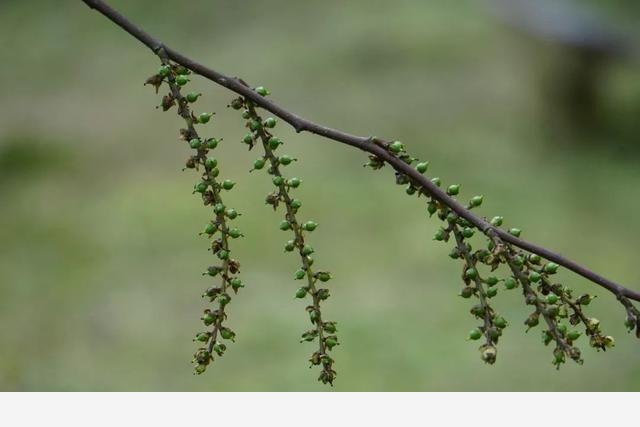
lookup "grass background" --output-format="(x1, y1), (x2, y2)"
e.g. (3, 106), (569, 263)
(0, 0), (639, 390)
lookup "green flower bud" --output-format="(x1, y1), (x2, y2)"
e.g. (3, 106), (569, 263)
(508, 228), (521, 237)
(557, 323), (567, 335)
(288, 177), (301, 188)
(490, 216), (503, 226)
(186, 92), (201, 103)
(220, 328), (235, 340)
(577, 294), (595, 306)
(241, 135), (253, 146)
(431, 177), (441, 187)
(406, 185), (416, 196)
(175, 74), (189, 86)
(230, 277), (243, 290)
(268, 137), (282, 149)
(295, 287), (307, 298)
(279, 220), (291, 231)
(229, 98), (243, 110)
(255, 86), (270, 96)
(494, 316), (507, 329)
(464, 267), (478, 280)
(241, 110), (251, 119)
(388, 141), (404, 153)
(325, 337), (338, 350)
(528, 254), (541, 264)
(222, 179), (235, 190)
(301, 245), (314, 256)
(504, 277), (518, 289)
(546, 293), (558, 304)
(264, 117), (277, 128)
(228, 227), (242, 238)
(604, 336), (615, 348)
(525, 314), (539, 328)
(189, 138), (202, 149)
(462, 227), (475, 238)
(587, 318), (600, 329)
(226, 208), (238, 219)
(433, 228), (446, 241)
(294, 269), (306, 280)
(303, 221), (318, 231)
(427, 202), (437, 216)
(218, 293), (231, 305)
(206, 266), (221, 277)
(195, 182), (208, 193)
(205, 157), (217, 170)
(446, 184), (460, 196)
(567, 330), (581, 341)
(253, 158), (266, 170)
(543, 262), (559, 274)
(158, 65), (171, 77)
(204, 223), (216, 235)
(202, 311), (215, 326)
(469, 328), (482, 340)
(195, 332), (209, 342)
(290, 199), (302, 209)
(459, 287), (474, 298)
(529, 271), (541, 283)
(469, 195), (483, 207)
(249, 120), (261, 131)
(323, 322), (337, 333)
(416, 161), (429, 173)
(217, 249), (229, 260)
(317, 272), (332, 282)
(198, 112), (213, 124)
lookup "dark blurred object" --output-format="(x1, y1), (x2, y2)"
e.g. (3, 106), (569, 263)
(490, 0), (639, 135)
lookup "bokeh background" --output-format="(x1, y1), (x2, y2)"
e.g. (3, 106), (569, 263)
(1, 0), (639, 391)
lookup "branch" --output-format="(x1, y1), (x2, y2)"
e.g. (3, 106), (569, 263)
(81, 0), (640, 302)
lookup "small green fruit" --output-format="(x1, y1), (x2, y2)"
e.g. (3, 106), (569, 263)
(465, 268), (478, 280)
(546, 293), (558, 304)
(195, 182), (208, 193)
(486, 287), (498, 298)
(268, 137), (282, 149)
(290, 199), (302, 209)
(486, 276), (499, 286)
(279, 220), (291, 231)
(529, 271), (541, 283)
(294, 269), (306, 280)
(301, 245), (314, 256)
(228, 228), (242, 238)
(158, 65), (171, 77)
(462, 227), (475, 238)
(222, 179), (235, 190)
(295, 287), (307, 298)
(273, 176), (284, 186)
(225, 208), (238, 219)
(264, 117), (277, 128)
(279, 155), (293, 165)
(567, 330), (581, 341)
(431, 177), (441, 187)
(189, 138), (201, 149)
(469, 195), (483, 207)
(508, 228), (521, 237)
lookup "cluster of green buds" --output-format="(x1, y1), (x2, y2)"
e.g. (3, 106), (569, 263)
(146, 62), (244, 375)
(230, 90), (338, 385)
(364, 138), (637, 368)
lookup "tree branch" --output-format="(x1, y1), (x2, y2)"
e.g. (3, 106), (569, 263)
(81, 0), (640, 302)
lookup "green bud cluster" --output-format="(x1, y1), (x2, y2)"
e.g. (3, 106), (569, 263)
(147, 62), (245, 375)
(231, 94), (338, 386)
(363, 130), (632, 370)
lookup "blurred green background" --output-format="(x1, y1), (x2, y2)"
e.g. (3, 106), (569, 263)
(1, 0), (639, 391)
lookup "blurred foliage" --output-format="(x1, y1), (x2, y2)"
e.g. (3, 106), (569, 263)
(0, 0), (638, 391)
